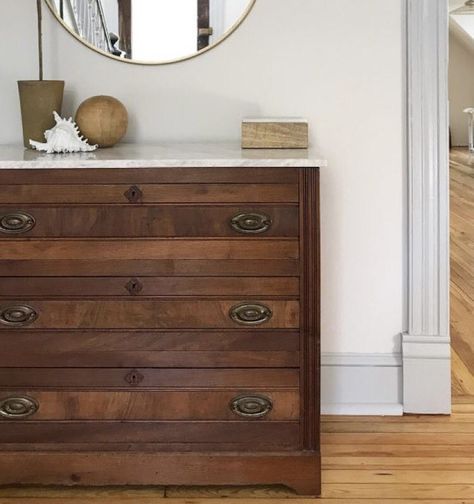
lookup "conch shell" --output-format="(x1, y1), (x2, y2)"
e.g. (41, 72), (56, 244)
(30, 112), (98, 154)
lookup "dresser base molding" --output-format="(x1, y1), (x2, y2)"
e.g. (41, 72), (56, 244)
(0, 451), (321, 496)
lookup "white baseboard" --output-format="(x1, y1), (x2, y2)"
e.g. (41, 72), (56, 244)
(321, 353), (403, 416)
(402, 335), (451, 414)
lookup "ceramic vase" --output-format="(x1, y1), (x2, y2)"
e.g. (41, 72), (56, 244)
(18, 80), (65, 148)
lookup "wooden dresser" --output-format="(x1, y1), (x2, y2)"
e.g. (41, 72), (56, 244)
(0, 144), (323, 495)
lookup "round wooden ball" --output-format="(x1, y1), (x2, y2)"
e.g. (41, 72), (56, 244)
(75, 96), (128, 148)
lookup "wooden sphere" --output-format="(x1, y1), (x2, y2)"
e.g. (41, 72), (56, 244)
(75, 96), (128, 148)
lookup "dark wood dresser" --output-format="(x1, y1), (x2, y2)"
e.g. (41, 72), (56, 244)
(0, 145), (322, 495)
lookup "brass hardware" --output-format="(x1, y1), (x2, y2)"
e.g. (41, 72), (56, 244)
(198, 27), (214, 37)
(124, 185), (143, 203)
(231, 213), (272, 234)
(0, 396), (39, 419)
(230, 394), (273, 419)
(125, 369), (145, 386)
(230, 303), (272, 326)
(0, 212), (35, 235)
(125, 278), (143, 295)
(0, 305), (38, 327)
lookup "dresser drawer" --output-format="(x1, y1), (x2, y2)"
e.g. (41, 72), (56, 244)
(0, 259), (299, 277)
(0, 368), (299, 388)
(0, 390), (299, 421)
(0, 206), (298, 238)
(0, 300), (299, 330)
(0, 330), (300, 368)
(0, 167), (298, 185)
(0, 239), (298, 261)
(0, 421), (300, 451)
(0, 277), (299, 297)
(0, 184), (298, 204)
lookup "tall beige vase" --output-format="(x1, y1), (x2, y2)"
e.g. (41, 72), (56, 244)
(18, 80), (65, 148)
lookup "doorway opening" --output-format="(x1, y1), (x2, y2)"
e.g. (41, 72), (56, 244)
(449, 0), (474, 402)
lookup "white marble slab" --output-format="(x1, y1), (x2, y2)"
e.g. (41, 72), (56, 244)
(0, 143), (326, 169)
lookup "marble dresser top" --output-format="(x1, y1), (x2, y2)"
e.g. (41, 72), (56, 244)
(0, 143), (327, 169)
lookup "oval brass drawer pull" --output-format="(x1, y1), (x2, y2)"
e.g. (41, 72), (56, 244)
(230, 303), (272, 326)
(0, 212), (35, 234)
(231, 213), (272, 234)
(0, 396), (39, 419)
(230, 394), (273, 419)
(0, 305), (38, 327)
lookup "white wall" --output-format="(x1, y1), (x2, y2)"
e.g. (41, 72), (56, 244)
(449, 32), (474, 146)
(0, 0), (405, 407)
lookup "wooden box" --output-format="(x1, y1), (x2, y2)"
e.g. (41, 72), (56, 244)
(242, 118), (309, 149)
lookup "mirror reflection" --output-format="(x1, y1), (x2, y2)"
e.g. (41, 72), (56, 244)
(47, 0), (254, 63)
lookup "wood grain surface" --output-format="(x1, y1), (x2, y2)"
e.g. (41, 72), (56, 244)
(0, 167), (299, 184)
(0, 276), (299, 297)
(0, 206), (298, 237)
(0, 240), (299, 260)
(0, 259), (299, 277)
(0, 390), (299, 420)
(0, 184), (299, 204)
(0, 330), (299, 368)
(0, 368), (299, 388)
(0, 421), (300, 448)
(0, 299), (299, 329)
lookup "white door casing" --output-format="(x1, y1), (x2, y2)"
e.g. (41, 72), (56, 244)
(404, 0), (451, 414)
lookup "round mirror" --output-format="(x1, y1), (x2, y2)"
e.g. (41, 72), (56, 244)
(45, 0), (256, 64)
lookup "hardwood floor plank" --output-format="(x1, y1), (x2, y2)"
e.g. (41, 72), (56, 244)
(165, 486), (294, 498)
(322, 469), (474, 483)
(322, 456), (474, 469)
(322, 443), (474, 457)
(452, 349), (474, 395)
(322, 420), (474, 433)
(322, 413), (474, 422)
(321, 483), (474, 499)
(0, 488), (166, 498)
(322, 432), (474, 444)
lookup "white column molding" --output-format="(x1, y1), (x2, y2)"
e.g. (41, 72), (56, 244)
(404, 0), (451, 414)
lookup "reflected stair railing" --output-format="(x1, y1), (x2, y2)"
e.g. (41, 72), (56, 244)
(62, 0), (113, 54)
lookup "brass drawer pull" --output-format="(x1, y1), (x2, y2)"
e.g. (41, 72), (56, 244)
(0, 305), (38, 327)
(0, 212), (35, 234)
(0, 396), (39, 419)
(230, 394), (273, 419)
(231, 213), (272, 234)
(230, 303), (272, 326)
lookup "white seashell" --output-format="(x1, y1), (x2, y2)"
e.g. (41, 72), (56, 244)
(29, 112), (98, 154)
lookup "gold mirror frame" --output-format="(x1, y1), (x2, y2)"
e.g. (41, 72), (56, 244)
(44, 0), (256, 65)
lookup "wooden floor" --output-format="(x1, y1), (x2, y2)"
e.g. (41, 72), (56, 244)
(450, 148), (474, 398)
(1, 150), (474, 502)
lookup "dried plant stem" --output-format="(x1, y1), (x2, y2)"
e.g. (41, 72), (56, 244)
(37, 0), (43, 80)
